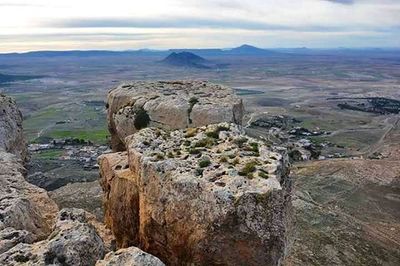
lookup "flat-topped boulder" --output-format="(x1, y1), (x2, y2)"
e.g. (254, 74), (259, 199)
(107, 81), (244, 151)
(99, 123), (291, 265)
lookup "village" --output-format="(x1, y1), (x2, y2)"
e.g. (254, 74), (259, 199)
(28, 138), (111, 170)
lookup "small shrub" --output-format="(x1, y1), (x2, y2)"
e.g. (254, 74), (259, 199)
(155, 153), (164, 160)
(259, 171), (269, 179)
(188, 148), (202, 155)
(228, 153), (236, 159)
(234, 137), (248, 147)
(238, 161), (258, 177)
(194, 138), (215, 148)
(195, 168), (204, 176)
(189, 97), (199, 106)
(187, 97), (199, 124)
(134, 108), (150, 130)
(185, 128), (197, 138)
(219, 156), (228, 163)
(232, 158), (240, 165)
(198, 159), (211, 168)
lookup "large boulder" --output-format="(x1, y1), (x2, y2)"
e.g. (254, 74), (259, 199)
(0, 208), (107, 266)
(99, 123), (292, 265)
(106, 81), (244, 151)
(97, 247), (165, 266)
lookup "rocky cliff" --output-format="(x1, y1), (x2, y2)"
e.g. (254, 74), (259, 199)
(100, 81), (292, 265)
(0, 94), (157, 266)
(0, 94), (27, 162)
(0, 94), (58, 255)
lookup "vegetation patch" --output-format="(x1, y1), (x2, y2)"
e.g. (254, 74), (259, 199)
(134, 108), (150, 130)
(205, 125), (230, 139)
(187, 97), (199, 124)
(188, 148), (202, 155)
(234, 137), (248, 148)
(185, 128), (197, 138)
(198, 159), (211, 168)
(194, 138), (215, 148)
(48, 129), (109, 145)
(239, 161), (258, 178)
(35, 149), (64, 160)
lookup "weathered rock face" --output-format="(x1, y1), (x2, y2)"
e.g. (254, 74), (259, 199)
(97, 247), (165, 266)
(0, 94), (59, 255)
(100, 123), (291, 265)
(0, 151), (59, 242)
(0, 94), (27, 162)
(0, 94), (128, 265)
(107, 81), (244, 151)
(99, 152), (139, 248)
(0, 208), (106, 266)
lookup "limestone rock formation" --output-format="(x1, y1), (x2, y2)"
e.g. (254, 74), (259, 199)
(0, 151), (59, 245)
(0, 94), (27, 162)
(0, 95), (59, 254)
(0, 208), (106, 265)
(99, 123), (291, 265)
(97, 247), (165, 266)
(99, 152), (139, 248)
(106, 81), (244, 151)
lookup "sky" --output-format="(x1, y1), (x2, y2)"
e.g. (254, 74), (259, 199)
(0, 0), (399, 52)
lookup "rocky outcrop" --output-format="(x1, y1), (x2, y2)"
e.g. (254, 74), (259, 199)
(0, 95), (59, 255)
(97, 247), (165, 266)
(106, 81), (244, 151)
(0, 208), (106, 265)
(0, 95), (117, 265)
(99, 152), (139, 248)
(100, 122), (291, 265)
(0, 94), (27, 162)
(0, 151), (59, 244)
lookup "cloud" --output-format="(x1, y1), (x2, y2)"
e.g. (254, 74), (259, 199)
(42, 15), (400, 34)
(324, 0), (354, 5)
(1, 0), (400, 51)
(44, 17), (363, 33)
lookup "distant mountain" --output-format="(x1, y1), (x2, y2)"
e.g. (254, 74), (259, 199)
(1, 45), (399, 59)
(161, 52), (212, 69)
(227, 44), (278, 55)
(168, 45), (280, 56)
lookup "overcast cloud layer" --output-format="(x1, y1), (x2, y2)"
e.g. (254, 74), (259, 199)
(0, 0), (399, 52)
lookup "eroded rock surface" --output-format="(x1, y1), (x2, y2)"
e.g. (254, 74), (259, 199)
(97, 247), (165, 266)
(107, 81), (244, 151)
(0, 95), (59, 254)
(99, 123), (291, 265)
(0, 208), (106, 266)
(0, 94), (27, 162)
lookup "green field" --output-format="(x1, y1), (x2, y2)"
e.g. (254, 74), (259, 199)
(34, 149), (64, 160)
(48, 129), (109, 144)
